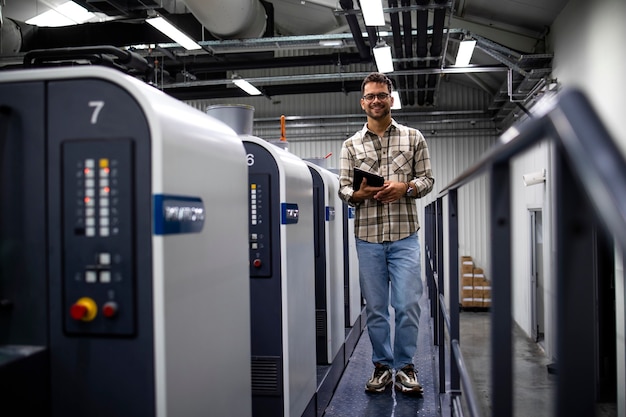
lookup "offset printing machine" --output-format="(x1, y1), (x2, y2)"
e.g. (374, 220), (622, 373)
(0, 66), (252, 417)
(207, 105), (317, 417)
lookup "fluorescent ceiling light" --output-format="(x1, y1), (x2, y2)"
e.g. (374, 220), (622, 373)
(233, 78), (263, 96)
(454, 40), (476, 66)
(360, 0), (385, 26)
(373, 43), (394, 73)
(318, 40), (344, 47)
(146, 16), (202, 50)
(26, 1), (95, 27)
(391, 91), (401, 109)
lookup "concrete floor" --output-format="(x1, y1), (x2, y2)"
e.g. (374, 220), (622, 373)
(323, 302), (618, 416)
(459, 310), (557, 416)
(460, 310), (617, 417)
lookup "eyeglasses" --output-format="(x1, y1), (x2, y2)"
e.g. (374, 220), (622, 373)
(362, 92), (391, 101)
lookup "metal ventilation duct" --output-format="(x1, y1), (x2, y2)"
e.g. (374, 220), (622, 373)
(181, 0), (267, 39)
(0, 0), (269, 56)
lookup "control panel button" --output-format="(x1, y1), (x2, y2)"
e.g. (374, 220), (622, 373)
(70, 297), (98, 321)
(85, 270), (97, 283)
(102, 301), (118, 318)
(98, 252), (111, 265)
(99, 271), (111, 283)
(70, 304), (87, 320)
(253, 259), (262, 268)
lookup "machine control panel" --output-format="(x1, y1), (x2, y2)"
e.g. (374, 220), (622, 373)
(62, 139), (135, 336)
(249, 174), (272, 277)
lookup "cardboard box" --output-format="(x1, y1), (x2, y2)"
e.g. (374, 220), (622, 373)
(461, 256), (474, 273)
(461, 274), (474, 287)
(461, 297), (474, 307)
(474, 288), (491, 299)
(461, 287), (474, 299)
(473, 271), (488, 286)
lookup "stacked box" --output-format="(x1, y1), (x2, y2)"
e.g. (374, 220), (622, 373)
(460, 256), (474, 273)
(460, 256), (475, 307)
(472, 268), (492, 307)
(459, 258), (492, 308)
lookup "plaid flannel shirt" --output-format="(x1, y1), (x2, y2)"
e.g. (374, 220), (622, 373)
(338, 119), (434, 243)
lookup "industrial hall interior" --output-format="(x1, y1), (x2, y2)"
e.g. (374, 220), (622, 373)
(1, 0), (625, 416)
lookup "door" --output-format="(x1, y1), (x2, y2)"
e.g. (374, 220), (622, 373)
(529, 209), (545, 344)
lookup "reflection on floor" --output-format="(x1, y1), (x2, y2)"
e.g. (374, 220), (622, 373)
(322, 296), (618, 416)
(459, 311), (557, 416)
(460, 311), (617, 417)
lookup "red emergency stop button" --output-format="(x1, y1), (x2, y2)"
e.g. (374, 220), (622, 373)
(70, 297), (98, 321)
(102, 301), (118, 318)
(253, 259), (262, 268)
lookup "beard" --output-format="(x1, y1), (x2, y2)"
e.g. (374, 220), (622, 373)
(364, 103), (390, 120)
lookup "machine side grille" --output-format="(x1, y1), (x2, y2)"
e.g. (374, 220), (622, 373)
(316, 309), (327, 337)
(251, 356), (282, 396)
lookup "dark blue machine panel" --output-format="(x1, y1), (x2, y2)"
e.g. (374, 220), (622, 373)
(61, 139), (135, 336)
(243, 141), (285, 416)
(47, 78), (155, 417)
(249, 173), (272, 278)
(308, 166), (329, 364)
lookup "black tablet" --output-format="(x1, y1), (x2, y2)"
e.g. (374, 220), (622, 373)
(353, 168), (385, 190)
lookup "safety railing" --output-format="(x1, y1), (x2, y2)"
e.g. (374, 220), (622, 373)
(424, 89), (626, 417)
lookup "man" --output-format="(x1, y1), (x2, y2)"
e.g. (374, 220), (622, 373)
(338, 72), (434, 395)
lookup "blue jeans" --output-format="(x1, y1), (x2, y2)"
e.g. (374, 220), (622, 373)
(356, 232), (423, 369)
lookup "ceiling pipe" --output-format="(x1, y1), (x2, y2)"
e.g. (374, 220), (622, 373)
(160, 52), (369, 76)
(181, 0), (267, 39)
(388, 0), (407, 105)
(415, 0), (430, 106)
(428, 0), (447, 105)
(339, 0), (371, 60)
(165, 79), (364, 100)
(400, 0), (414, 105)
(365, 26), (379, 51)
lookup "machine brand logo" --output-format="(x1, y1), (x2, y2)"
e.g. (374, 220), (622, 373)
(326, 206), (335, 222)
(154, 194), (205, 235)
(164, 205), (205, 222)
(281, 203), (299, 225)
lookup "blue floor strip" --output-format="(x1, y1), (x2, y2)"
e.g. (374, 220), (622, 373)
(322, 292), (440, 417)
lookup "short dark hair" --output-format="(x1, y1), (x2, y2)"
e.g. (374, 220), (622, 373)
(361, 72), (393, 94)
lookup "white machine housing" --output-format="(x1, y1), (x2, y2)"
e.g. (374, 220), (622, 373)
(305, 161), (346, 364)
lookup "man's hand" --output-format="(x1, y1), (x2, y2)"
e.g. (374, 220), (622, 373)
(351, 177), (385, 203)
(374, 181), (406, 203)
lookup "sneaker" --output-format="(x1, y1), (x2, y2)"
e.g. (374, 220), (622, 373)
(394, 364), (424, 395)
(365, 363), (393, 393)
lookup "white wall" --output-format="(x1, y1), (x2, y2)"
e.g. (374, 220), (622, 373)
(508, 0), (626, 412)
(510, 141), (555, 359)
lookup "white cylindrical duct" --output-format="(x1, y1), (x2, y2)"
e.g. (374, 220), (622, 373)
(182, 0), (267, 39)
(0, 18), (23, 54)
(206, 104), (255, 136)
